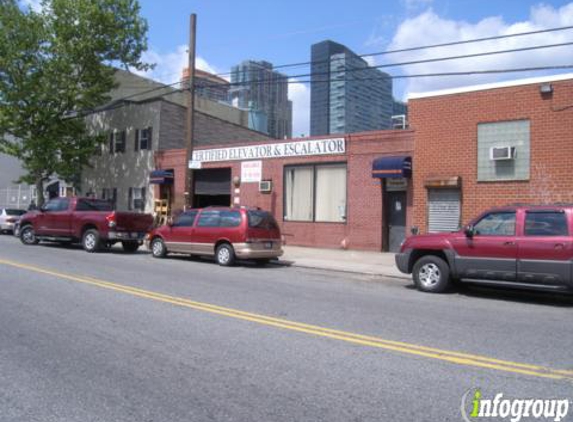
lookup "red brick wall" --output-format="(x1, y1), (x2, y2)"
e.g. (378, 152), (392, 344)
(409, 78), (573, 233)
(155, 131), (414, 251)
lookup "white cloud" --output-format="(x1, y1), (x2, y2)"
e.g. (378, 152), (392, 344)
(134, 45), (220, 85)
(288, 80), (311, 137)
(384, 3), (573, 98)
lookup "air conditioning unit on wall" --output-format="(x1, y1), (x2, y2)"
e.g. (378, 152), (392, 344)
(259, 180), (272, 193)
(490, 146), (517, 161)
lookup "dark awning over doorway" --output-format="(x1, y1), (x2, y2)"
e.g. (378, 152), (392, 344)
(372, 156), (412, 178)
(149, 170), (174, 185)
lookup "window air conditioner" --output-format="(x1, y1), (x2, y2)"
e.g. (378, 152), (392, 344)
(259, 180), (272, 193)
(489, 146), (516, 161)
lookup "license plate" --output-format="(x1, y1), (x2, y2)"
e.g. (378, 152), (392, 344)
(264, 242), (272, 249)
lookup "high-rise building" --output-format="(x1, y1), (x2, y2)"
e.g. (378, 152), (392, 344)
(310, 40), (394, 136)
(194, 69), (230, 103)
(229, 60), (292, 139)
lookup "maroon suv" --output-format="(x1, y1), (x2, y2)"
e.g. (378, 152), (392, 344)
(146, 207), (283, 266)
(396, 205), (573, 293)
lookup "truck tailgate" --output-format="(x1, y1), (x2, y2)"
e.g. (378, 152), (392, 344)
(114, 212), (153, 232)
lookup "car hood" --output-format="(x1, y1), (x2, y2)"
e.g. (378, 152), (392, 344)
(401, 230), (463, 250)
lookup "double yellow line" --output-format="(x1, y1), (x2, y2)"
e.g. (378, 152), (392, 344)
(1, 258), (572, 382)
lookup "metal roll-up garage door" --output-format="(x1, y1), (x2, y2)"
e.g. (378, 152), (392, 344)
(428, 189), (461, 233)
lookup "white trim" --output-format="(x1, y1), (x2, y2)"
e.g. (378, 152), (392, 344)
(408, 73), (573, 100)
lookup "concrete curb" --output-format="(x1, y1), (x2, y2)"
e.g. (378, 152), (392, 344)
(271, 259), (411, 280)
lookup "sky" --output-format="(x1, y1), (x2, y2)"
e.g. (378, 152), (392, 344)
(21, 0), (573, 137)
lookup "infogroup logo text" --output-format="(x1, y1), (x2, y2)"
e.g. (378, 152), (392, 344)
(461, 389), (570, 422)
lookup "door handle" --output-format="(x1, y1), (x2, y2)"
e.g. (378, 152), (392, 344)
(503, 241), (515, 246)
(554, 243), (565, 250)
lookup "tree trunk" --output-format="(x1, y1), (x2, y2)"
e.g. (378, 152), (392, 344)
(35, 178), (45, 208)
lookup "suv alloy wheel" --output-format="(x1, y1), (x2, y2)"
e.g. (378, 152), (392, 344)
(151, 237), (167, 258)
(412, 255), (451, 293)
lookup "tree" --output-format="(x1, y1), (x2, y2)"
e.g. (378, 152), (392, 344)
(0, 0), (151, 206)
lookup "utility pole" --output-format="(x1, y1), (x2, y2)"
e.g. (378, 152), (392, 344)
(184, 13), (197, 210)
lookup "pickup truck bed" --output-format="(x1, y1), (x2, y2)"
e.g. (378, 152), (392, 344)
(19, 197), (153, 253)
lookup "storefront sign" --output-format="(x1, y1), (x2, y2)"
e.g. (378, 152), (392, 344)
(192, 138), (345, 163)
(386, 178), (408, 192)
(241, 161), (262, 183)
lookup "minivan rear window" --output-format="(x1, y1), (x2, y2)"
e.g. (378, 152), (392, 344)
(248, 210), (279, 230)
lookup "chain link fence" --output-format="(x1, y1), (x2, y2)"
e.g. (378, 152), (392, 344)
(0, 186), (36, 210)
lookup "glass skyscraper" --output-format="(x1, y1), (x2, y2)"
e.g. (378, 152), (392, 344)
(229, 60), (292, 139)
(310, 40), (394, 136)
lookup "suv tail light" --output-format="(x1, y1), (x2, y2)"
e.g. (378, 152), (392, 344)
(6, 218), (16, 223)
(106, 211), (116, 228)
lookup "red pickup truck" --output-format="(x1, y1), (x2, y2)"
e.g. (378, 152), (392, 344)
(19, 197), (153, 253)
(396, 205), (573, 294)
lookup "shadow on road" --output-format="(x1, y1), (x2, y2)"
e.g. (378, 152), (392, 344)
(165, 254), (287, 270)
(404, 283), (573, 307)
(36, 241), (149, 255)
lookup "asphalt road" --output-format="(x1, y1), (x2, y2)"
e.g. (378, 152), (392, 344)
(0, 234), (572, 422)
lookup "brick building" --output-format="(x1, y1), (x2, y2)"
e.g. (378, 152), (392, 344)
(155, 130), (414, 251)
(408, 73), (573, 234)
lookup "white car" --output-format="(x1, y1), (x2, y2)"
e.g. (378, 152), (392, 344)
(0, 208), (27, 234)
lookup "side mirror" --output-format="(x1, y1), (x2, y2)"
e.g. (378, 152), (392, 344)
(166, 216), (174, 227)
(464, 225), (475, 238)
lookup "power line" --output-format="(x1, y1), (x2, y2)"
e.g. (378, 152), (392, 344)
(288, 64), (573, 84)
(211, 24), (573, 78)
(80, 63), (573, 117)
(194, 41), (573, 90)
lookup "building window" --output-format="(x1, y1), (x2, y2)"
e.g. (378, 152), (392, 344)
(477, 120), (530, 181)
(128, 187), (146, 211)
(135, 127), (152, 151)
(101, 188), (117, 209)
(284, 163), (347, 223)
(109, 130), (126, 154)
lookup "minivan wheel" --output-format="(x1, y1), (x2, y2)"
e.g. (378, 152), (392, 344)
(20, 225), (39, 245)
(150, 237), (167, 258)
(412, 255), (451, 293)
(216, 243), (235, 266)
(82, 229), (101, 253)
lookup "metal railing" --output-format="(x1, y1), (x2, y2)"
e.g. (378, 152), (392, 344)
(0, 186), (36, 210)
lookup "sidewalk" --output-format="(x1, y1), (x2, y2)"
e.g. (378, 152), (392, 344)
(276, 245), (409, 279)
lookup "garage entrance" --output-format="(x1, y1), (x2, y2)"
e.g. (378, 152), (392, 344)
(193, 168), (232, 208)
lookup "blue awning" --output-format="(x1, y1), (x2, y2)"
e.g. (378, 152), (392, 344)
(372, 156), (412, 178)
(149, 170), (174, 185)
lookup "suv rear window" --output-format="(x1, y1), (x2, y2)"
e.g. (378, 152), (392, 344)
(248, 210), (279, 230)
(524, 211), (568, 236)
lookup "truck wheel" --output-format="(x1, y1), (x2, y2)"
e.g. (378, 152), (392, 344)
(216, 243), (235, 266)
(122, 241), (139, 253)
(412, 255), (451, 293)
(20, 225), (39, 245)
(150, 237), (167, 258)
(82, 229), (101, 253)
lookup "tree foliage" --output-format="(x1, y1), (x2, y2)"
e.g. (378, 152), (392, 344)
(0, 0), (151, 205)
